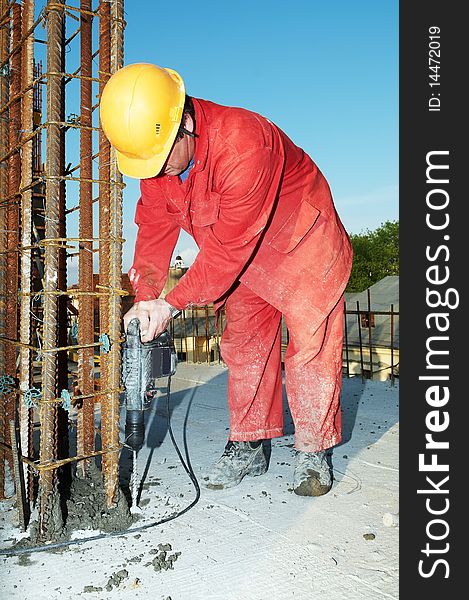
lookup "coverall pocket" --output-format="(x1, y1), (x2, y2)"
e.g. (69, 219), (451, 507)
(269, 201), (320, 253)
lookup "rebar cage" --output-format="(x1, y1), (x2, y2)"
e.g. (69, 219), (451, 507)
(0, 0), (125, 540)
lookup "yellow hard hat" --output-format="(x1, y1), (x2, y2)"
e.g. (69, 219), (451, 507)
(99, 63), (185, 179)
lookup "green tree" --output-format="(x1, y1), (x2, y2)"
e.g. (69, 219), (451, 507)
(346, 220), (399, 292)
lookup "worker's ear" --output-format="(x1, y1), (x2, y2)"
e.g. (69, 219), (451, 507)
(183, 112), (193, 131)
(180, 113), (197, 138)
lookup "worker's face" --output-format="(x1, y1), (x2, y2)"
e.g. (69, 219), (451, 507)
(162, 114), (196, 177)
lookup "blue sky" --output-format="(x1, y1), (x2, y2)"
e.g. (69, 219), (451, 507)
(118, 0), (398, 270)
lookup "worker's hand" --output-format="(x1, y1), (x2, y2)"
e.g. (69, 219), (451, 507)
(123, 299), (173, 342)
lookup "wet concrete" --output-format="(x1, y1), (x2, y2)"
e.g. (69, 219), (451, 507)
(63, 464), (132, 536)
(77, 545), (182, 593)
(25, 484), (63, 546)
(104, 568), (129, 591)
(145, 543), (181, 572)
(20, 463), (132, 547)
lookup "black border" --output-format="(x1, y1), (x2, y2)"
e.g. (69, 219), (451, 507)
(400, 2), (464, 594)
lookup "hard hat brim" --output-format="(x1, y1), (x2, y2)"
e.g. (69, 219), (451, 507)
(115, 149), (169, 179)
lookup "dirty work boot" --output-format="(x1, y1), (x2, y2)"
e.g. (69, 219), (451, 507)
(203, 441), (267, 490)
(293, 450), (332, 497)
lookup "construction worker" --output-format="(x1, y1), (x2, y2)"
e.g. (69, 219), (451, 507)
(100, 63), (352, 496)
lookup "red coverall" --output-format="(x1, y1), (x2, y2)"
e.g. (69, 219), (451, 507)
(129, 98), (352, 452)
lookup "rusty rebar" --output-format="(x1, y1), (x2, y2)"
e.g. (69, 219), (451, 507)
(76, 0), (94, 475)
(37, 0), (65, 540)
(0, 73), (44, 118)
(32, 60), (42, 173)
(4, 1), (22, 485)
(97, 0), (113, 503)
(18, 0), (35, 512)
(55, 0), (69, 503)
(0, 0), (10, 499)
(102, 0), (124, 507)
(0, 8), (41, 73)
(0, 0), (15, 26)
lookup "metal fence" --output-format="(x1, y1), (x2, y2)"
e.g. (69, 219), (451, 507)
(168, 300), (399, 384)
(343, 301), (399, 384)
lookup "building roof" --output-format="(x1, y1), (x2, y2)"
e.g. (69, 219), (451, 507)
(344, 275), (399, 311)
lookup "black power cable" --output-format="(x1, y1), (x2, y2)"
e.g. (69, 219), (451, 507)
(0, 375), (201, 557)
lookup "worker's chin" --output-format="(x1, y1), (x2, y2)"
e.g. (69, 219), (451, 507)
(164, 161), (191, 177)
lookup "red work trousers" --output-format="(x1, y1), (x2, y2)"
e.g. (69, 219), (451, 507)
(220, 283), (344, 452)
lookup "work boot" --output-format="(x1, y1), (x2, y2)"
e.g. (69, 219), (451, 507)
(293, 450), (332, 497)
(203, 440), (267, 490)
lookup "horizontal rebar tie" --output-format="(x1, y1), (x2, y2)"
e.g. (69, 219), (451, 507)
(0, 241), (127, 257)
(21, 386), (124, 406)
(19, 287), (128, 297)
(0, 440), (122, 474)
(0, 336), (124, 353)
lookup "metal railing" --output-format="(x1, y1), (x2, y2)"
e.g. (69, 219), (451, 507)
(167, 297), (399, 384)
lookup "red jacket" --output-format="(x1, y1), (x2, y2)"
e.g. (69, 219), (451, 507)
(130, 98), (352, 331)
